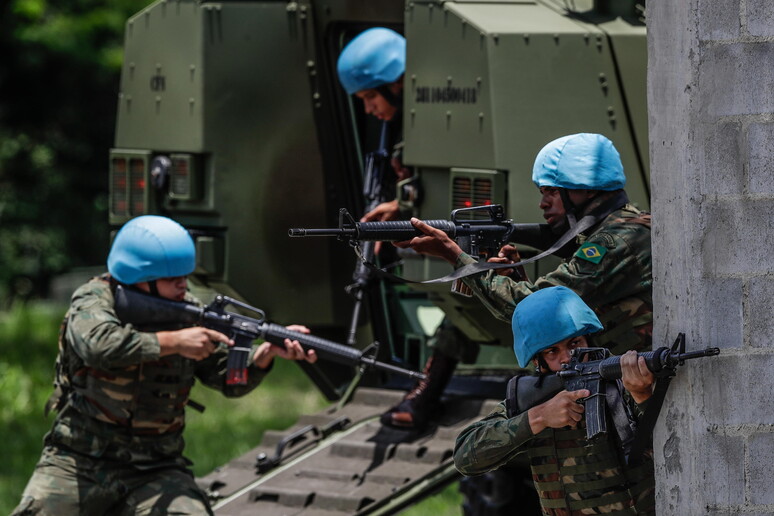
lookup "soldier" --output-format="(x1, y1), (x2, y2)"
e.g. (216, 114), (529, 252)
(12, 215), (317, 516)
(454, 286), (656, 515)
(394, 132), (653, 358)
(337, 26), (412, 223)
(337, 28), (476, 430)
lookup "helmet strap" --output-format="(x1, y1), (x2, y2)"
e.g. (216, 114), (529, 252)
(534, 356), (553, 387)
(558, 188), (579, 228)
(536, 355), (551, 375)
(108, 275), (120, 294)
(558, 188), (602, 230)
(148, 280), (160, 297)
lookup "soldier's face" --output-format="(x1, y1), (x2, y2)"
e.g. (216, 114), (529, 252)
(534, 335), (588, 372)
(538, 187), (566, 229)
(355, 89), (397, 121)
(538, 187), (596, 229)
(137, 276), (188, 301)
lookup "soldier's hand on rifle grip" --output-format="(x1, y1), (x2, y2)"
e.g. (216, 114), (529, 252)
(158, 327), (233, 361)
(620, 350), (655, 404)
(393, 217), (463, 264)
(527, 389), (590, 434)
(253, 325), (318, 369)
(488, 244), (528, 280)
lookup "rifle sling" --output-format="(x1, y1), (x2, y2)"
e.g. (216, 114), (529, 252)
(604, 380), (636, 452)
(627, 374), (673, 465)
(505, 376), (519, 419)
(361, 213), (598, 285)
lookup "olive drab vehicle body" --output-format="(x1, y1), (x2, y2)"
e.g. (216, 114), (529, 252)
(109, 0), (648, 513)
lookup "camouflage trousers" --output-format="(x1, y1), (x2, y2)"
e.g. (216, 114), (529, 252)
(12, 445), (213, 516)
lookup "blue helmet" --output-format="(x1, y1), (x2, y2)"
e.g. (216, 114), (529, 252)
(337, 28), (406, 95)
(511, 286), (603, 368)
(532, 133), (625, 191)
(107, 215), (196, 284)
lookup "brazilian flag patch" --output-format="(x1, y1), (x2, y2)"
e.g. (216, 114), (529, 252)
(574, 242), (608, 264)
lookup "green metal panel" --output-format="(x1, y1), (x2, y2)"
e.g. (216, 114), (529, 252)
(404, 2), (495, 170)
(115, 0), (205, 151)
(196, 3), (334, 325)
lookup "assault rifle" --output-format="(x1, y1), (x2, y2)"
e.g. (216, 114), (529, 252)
(289, 204), (557, 261)
(113, 285), (426, 386)
(345, 121), (392, 346)
(506, 334), (719, 462)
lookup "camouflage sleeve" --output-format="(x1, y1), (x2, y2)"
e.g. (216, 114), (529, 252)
(457, 225), (649, 323)
(194, 346), (273, 397)
(66, 281), (160, 369)
(454, 401), (535, 476)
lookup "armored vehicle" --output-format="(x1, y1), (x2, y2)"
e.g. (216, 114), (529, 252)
(109, 0), (648, 513)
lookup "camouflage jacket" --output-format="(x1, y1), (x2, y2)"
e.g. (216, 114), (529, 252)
(454, 400), (655, 515)
(46, 276), (272, 466)
(458, 204), (652, 354)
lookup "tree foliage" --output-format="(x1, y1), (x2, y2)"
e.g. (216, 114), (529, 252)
(0, 0), (149, 302)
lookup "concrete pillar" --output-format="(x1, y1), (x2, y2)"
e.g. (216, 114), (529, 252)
(648, 1), (774, 514)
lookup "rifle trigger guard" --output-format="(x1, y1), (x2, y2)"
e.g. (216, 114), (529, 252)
(575, 392), (606, 404)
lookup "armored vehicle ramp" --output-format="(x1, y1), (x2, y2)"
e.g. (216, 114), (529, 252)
(198, 387), (500, 515)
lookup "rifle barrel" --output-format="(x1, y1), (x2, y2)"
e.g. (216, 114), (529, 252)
(360, 356), (427, 381)
(675, 347), (721, 360)
(262, 323), (426, 381)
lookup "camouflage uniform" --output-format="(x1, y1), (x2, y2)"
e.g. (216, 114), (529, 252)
(454, 399), (656, 515)
(455, 201), (653, 355)
(13, 276), (272, 515)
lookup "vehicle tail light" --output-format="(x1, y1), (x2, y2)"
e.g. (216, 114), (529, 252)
(452, 176), (493, 219)
(111, 157), (129, 217)
(130, 158), (147, 215)
(452, 177), (473, 209)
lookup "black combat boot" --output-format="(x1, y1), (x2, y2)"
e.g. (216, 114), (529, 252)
(380, 352), (458, 430)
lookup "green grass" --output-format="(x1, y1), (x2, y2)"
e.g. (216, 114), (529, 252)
(184, 358), (329, 477)
(0, 302), (66, 516)
(402, 483), (463, 516)
(0, 303), (461, 515)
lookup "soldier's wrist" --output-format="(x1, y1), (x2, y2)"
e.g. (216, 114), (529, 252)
(253, 342), (275, 369)
(527, 407), (546, 434)
(628, 388), (652, 404)
(442, 242), (464, 264)
(156, 331), (178, 357)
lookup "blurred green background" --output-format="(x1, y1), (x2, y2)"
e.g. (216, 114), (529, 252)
(0, 1), (461, 513)
(0, 0), (150, 304)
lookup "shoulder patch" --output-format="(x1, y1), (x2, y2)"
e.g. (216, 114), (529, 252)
(574, 242), (608, 264)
